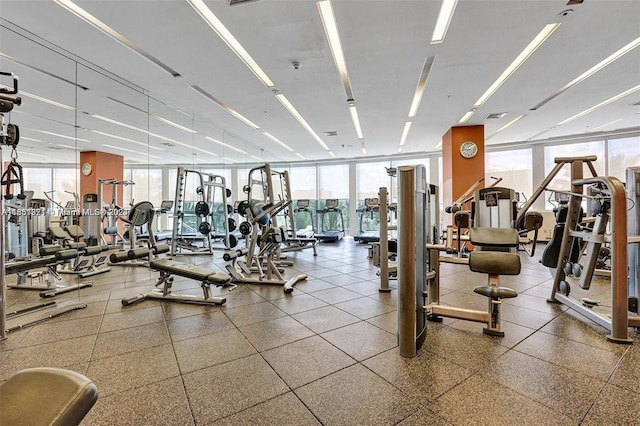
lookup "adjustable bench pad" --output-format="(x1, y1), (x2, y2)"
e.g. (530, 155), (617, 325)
(469, 252), (521, 275)
(469, 227), (519, 247)
(150, 259), (230, 284)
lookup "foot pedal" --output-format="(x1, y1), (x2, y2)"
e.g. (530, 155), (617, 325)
(581, 297), (600, 308)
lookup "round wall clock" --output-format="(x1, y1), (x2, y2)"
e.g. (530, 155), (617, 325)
(460, 141), (478, 159)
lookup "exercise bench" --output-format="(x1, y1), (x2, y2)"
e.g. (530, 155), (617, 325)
(110, 244), (231, 306)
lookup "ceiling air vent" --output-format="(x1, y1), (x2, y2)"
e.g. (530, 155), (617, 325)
(485, 112), (507, 119)
(323, 131), (338, 137)
(228, 0), (261, 5)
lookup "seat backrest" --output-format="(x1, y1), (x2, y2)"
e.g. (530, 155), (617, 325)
(469, 227), (519, 248)
(0, 367), (98, 426)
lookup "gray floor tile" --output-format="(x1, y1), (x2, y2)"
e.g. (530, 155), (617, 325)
(223, 301), (286, 327)
(174, 328), (256, 373)
(582, 383), (640, 425)
(81, 376), (194, 426)
(295, 364), (420, 426)
(211, 392), (320, 426)
(366, 311), (397, 334)
(291, 305), (360, 333)
(309, 287), (363, 304)
(484, 350), (605, 420)
(334, 296), (396, 319)
(239, 316), (314, 352)
(363, 347), (473, 401)
(262, 335), (356, 388)
(431, 375), (575, 425)
(608, 342), (640, 393)
(167, 310), (236, 341)
(423, 326), (508, 370)
(87, 343), (180, 397)
(513, 331), (622, 381)
(183, 354), (289, 424)
(268, 293), (328, 315)
(447, 317), (536, 348)
(92, 322), (170, 360)
(99, 305), (164, 332)
(397, 408), (453, 426)
(321, 321), (397, 361)
(17, 315), (102, 347)
(0, 335), (95, 381)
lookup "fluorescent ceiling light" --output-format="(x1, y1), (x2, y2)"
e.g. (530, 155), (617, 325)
(496, 114), (525, 133)
(221, 157), (238, 163)
(296, 153), (307, 160)
(91, 130), (165, 151)
(191, 85), (261, 130)
(458, 110), (475, 123)
(399, 121), (412, 146)
(250, 155), (264, 162)
(103, 144), (161, 159)
(434, 140), (442, 149)
(53, 0), (180, 77)
(408, 56), (435, 117)
(19, 137), (43, 143)
(556, 84), (640, 126)
(0, 52), (89, 90)
(348, 106), (363, 139)
(186, 0), (274, 87)
(29, 129), (91, 142)
(91, 114), (193, 150)
(431, 0), (459, 44)
(274, 93), (329, 150)
(328, 151), (336, 158)
(486, 114), (526, 140)
(151, 115), (197, 134)
(532, 35), (640, 110)
(361, 146), (367, 155)
(21, 91), (75, 110)
(474, 23), (560, 108)
(17, 151), (48, 158)
(318, 0), (353, 99)
(205, 136), (247, 154)
(590, 118), (622, 132)
(262, 132), (294, 152)
(54, 144), (77, 149)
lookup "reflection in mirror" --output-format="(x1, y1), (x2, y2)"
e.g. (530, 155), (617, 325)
(1, 22), (84, 336)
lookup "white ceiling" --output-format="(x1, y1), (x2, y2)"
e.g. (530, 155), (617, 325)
(1, 0), (639, 166)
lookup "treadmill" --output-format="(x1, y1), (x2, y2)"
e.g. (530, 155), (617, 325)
(315, 199), (345, 242)
(354, 197), (381, 244)
(294, 199), (315, 238)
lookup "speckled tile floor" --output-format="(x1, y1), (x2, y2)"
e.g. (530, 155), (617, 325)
(1, 239), (638, 425)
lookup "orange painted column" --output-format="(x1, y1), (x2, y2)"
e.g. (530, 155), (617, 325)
(79, 151), (124, 208)
(441, 125), (485, 223)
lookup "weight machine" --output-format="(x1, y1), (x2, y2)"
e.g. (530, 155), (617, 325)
(546, 174), (640, 343)
(171, 167), (235, 255)
(96, 178), (134, 247)
(242, 163), (317, 254)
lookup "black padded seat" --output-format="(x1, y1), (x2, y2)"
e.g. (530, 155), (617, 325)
(65, 225), (85, 238)
(40, 245), (63, 256)
(48, 226), (70, 240)
(473, 285), (518, 299)
(150, 259), (231, 284)
(469, 251), (521, 276)
(0, 367), (98, 426)
(469, 227), (519, 248)
(5, 256), (57, 274)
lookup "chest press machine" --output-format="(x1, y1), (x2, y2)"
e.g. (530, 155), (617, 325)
(396, 165), (523, 357)
(108, 202), (231, 307)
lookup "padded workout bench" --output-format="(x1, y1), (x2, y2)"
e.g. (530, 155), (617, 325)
(0, 367), (98, 426)
(6, 244), (93, 298)
(110, 244), (231, 306)
(48, 225), (111, 278)
(426, 227), (520, 336)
